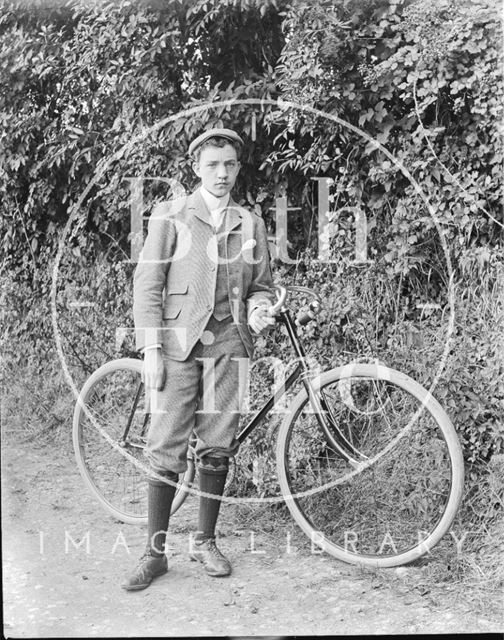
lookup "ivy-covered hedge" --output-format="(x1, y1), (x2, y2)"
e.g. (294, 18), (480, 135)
(1, 0), (502, 473)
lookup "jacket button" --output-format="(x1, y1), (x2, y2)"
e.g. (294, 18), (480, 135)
(201, 330), (215, 345)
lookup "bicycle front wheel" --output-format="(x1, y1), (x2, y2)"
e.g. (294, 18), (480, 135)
(276, 363), (464, 567)
(73, 358), (195, 525)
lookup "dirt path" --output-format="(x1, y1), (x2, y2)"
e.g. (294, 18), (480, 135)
(2, 439), (501, 638)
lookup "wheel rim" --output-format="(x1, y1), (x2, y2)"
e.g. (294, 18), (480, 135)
(74, 362), (149, 521)
(280, 372), (461, 564)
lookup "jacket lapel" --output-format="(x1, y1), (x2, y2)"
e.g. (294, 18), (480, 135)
(188, 188), (212, 227)
(225, 196), (243, 233)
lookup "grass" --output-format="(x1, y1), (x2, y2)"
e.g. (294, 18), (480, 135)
(3, 353), (503, 616)
(2, 251), (503, 620)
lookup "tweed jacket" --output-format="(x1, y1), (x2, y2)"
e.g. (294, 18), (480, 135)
(133, 188), (274, 361)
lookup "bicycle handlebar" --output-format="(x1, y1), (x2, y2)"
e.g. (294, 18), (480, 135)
(269, 285), (288, 315)
(269, 285), (322, 322)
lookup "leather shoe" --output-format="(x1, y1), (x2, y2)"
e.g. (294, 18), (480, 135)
(122, 553), (168, 591)
(189, 538), (231, 577)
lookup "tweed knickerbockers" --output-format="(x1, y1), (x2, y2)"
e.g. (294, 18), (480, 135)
(144, 317), (249, 475)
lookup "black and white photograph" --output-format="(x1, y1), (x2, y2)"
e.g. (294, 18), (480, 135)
(1, 0), (503, 637)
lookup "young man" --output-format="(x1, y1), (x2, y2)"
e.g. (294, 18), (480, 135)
(123, 128), (275, 591)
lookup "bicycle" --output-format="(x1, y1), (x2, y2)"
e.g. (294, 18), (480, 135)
(73, 284), (464, 568)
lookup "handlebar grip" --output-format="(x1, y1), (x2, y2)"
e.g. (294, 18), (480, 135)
(296, 311), (314, 326)
(296, 300), (321, 326)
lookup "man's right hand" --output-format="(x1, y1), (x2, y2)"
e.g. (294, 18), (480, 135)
(142, 347), (166, 390)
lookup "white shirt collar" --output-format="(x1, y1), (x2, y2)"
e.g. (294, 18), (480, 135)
(200, 186), (230, 212)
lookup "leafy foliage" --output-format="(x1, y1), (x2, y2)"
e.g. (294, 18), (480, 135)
(269, 0), (502, 273)
(1, 0), (502, 478)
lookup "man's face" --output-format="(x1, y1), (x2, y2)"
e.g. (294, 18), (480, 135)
(193, 143), (241, 198)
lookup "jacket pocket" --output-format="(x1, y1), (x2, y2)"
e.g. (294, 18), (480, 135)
(163, 306), (182, 320)
(166, 283), (189, 295)
(163, 283), (188, 319)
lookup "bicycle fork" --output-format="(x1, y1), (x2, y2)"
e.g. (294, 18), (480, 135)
(119, 380), (149, 449)
(280, 310), (368, 468)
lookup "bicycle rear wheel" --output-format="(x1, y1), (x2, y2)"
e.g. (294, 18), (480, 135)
(276, 363), (464, 567)
(73, 358), (195, 525)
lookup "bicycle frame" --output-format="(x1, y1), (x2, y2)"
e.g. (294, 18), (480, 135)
(118, 304), (367, 466)
(236, 309), (367, 466)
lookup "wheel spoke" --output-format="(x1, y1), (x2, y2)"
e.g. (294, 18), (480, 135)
(73, 359), (195, 524)
(277, 367), (464, 566)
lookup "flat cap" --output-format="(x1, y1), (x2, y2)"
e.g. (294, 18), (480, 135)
(188, 128), (244, 156)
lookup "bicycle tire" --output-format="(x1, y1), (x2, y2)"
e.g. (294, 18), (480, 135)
(276, 363), (464, 568)
(73, 358), (195, 525)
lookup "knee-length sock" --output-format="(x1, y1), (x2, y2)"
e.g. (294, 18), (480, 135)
(147, 473), (178, 556)
(196, 465), (228, 542)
